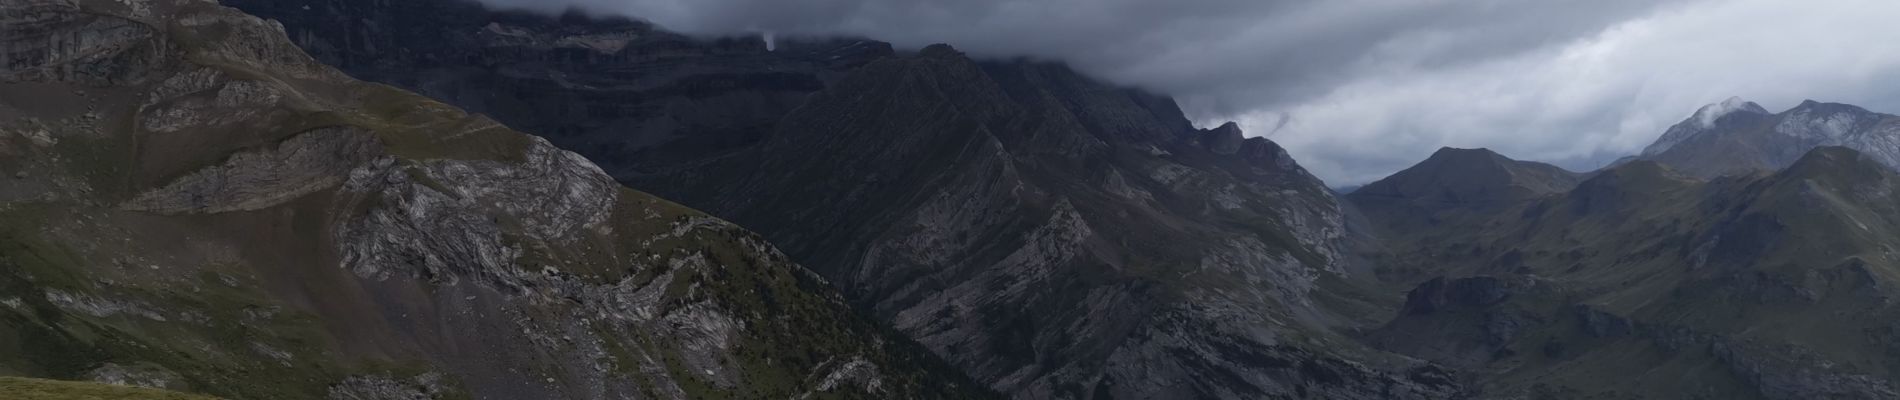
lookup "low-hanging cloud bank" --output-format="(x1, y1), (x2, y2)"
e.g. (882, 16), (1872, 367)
(475, 0), (1900, 185)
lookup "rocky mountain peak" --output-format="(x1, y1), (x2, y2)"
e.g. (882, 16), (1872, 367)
(1633, 99), (1900, 178)
(1200, 121), (1246, 154)
(918, 43), (964, 58)
(1777, 100), (1881, 139)
(1694, 96), (1770, 128)
(1642, 96), (1773, 156)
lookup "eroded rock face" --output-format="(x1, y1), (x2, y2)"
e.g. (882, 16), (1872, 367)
(0, 0), (990, 398)
(83, 362), (188, 391)
(1, 0), (171, 86)
(123, 127), (382, 214)
(336, 137), (615, 284)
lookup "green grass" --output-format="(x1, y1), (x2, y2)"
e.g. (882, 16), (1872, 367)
(0, 376), (219, 400)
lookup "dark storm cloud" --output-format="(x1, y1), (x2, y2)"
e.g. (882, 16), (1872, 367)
(473, 0), (1674, 113)
(474, 0), (1900, 185)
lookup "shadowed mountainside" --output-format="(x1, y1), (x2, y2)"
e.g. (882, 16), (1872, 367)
(226, 0), (1462, 398)
(1355, 145), (1900, 399)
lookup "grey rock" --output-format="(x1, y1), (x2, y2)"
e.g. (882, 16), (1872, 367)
(1201, 121), (1245, 155)
(122, 127), (382, 214)
(84, 362), (188, 391)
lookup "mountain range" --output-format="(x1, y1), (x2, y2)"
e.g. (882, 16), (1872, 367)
(5, 0), (1900, 399)
(1350, 101), (1900, 398)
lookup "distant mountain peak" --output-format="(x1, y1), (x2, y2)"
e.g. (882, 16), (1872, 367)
(1349, 147), (1580, 212)
(1691, 96), (1770, 129)
(1787, 99), (1870, 113)
(1641, 97), (1774, 157)
(1633, 98), (1900, 178)
(1429, 146), (1508, 161)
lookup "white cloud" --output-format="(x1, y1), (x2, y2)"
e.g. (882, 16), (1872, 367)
(1250, 0), (1900, 184)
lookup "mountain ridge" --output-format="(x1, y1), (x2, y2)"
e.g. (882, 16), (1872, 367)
(1634, 97), (1900, 178)
(1359, 144), (1900, 398)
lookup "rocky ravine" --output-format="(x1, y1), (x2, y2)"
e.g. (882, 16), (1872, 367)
(0, 0), (990, 398)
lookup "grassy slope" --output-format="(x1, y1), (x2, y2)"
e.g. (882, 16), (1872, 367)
(0, 377), (218, 400)
(1361, 152), (1900, 398)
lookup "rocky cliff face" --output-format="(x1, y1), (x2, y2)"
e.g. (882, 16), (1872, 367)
(632, 47), (1456, 399)
(1635, 97), (1900, 178)
(0, 0), (989, 398)
(222, 0), (1462, 397)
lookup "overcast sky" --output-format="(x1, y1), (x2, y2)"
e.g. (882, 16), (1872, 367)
(477, 0), (1900, 185)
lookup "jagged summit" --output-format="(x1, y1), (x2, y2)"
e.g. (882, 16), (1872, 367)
(1199, 121), (1246, 154)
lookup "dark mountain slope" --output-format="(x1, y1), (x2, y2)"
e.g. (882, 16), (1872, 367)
(0, 0), (989, 398)
(1346, 147), (1580, 232)
(1363, 146), (1900, 399)
(226, 0), (1464, 398)
(1344, 148), (1582, 283)
(626, 46), (1455, 399)
(223, 0), (890, 176)
(1352, 147), (1581, 210)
